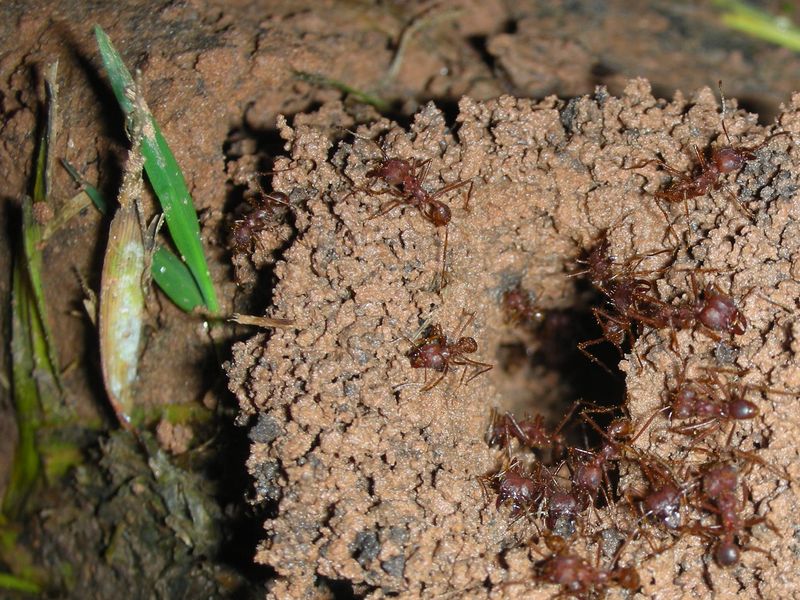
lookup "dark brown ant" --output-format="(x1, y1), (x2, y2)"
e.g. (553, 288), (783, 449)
(504, 534), (640, 599)
(229, 191), (291, 255)
(405, 314), (492, 391)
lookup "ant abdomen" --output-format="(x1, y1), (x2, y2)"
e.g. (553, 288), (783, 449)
(715, 537), (740, 566)
(714, 147), (748, 173)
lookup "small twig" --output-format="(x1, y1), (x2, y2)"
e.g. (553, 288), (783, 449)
(229, 313), (295, 328)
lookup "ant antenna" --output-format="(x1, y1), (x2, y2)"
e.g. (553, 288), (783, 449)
(718, 80), (733, 145)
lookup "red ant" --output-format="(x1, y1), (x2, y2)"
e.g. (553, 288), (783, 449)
(624, 451), (696, 533)
(629, 84), (790, 221)
(666, 366), (765, 445)
(229, 191), (291, 255)
(358, 138), (473, 285)
(568, 409), (662, 511)
(574, 235), (675, 370)
(630, 273), (747, 347)
(487, 402), (577, 461)
(479, 457), (553, 516)
(504, 534), (640, 599)
(502, 285), (544, 326)
(405, 314), (492, 391)
(689, 460), (778, 567)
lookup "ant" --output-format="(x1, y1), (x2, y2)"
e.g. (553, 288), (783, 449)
(229, 191), (291, 256)
(623, 450), (696, 533)
(501, 284), (544, 326)
(503, 534), (640, 599)
(574, 234), (675, 370)
(568, 408), (662, 511)
(479, 457), (553, 516)
(405, 313), (492, 391)
(630, 273), (747, 348)
(666, 366), (768, 445)
(629, 83), (790, 221)
(487, 402), (578, 461)
(689, 460), (777, 567)
(357, 137), (473, 285)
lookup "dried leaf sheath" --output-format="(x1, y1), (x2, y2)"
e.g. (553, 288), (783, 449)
(99, 127), (146, 428)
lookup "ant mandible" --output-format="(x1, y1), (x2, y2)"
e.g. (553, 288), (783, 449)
(405, 313), (493, 391)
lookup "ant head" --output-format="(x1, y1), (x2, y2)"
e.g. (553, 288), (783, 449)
(698, 286), (746, 334)
(456, 337), (478, 354)
(427, 201), (451, 227)
(544, 534), (568, 554)
(613, 566), (641, 590)
(607, 418), (633, 440)
(367, 157), (408, 186)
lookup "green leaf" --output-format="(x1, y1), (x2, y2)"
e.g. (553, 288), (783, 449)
(94, 25), (219, 314)
(151, 246), (206, 312)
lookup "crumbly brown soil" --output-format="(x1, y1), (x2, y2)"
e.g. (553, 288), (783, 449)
(227, 83), (800, 598)
(2, 1), (800, 598)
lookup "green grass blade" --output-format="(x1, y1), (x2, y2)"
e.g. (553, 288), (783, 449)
(151, 246), (206, 312)
(61, 159), (107, 213)
(22, 199), (63, 396)
(94, 25), (219, 314)
(714, 0), (800, 51)
(62, 162), (206, 313)
(0, 571), (41, 595)
(4, 262), (44, 518)
(23, 67), (63, 395)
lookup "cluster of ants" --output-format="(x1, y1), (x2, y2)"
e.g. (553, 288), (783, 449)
(227, 95), (792, 597)
(475, 128), (793, 596)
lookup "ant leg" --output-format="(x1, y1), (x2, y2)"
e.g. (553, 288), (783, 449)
(414, 159), (432, 185)
(722, 187), (754, 220)
(421, 365), (448, 392)
(457, 357), (494, 384)
(438, 225), (449, 291)
(577, 337), (615, 375)
(452, 311), (476, 340)
(367, 198), (404, 220)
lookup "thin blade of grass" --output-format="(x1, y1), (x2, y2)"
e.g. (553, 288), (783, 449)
(4, 63), (66, 518)
(94, 25), (219, 314)
(23, 64), (63, 395)
(714, 0), (800, 51)
(293, 70), (390, 111)
(0, 572), (41, 595)
(4, 263), (45, 518)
